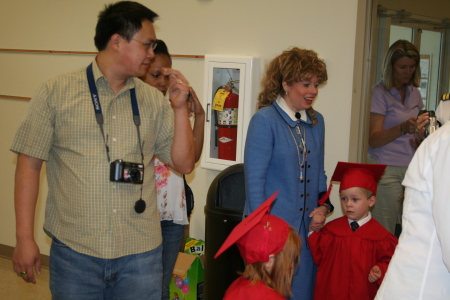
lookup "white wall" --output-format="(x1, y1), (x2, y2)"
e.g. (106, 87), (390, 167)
(0, 0), (360, 255)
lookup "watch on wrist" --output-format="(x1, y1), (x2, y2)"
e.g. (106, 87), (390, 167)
(320, 202), (333, 214)
(400, 123), (407, 135)
(317, 191), (334, 214)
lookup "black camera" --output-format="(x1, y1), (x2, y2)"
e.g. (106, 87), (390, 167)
(110, 159), (144, 184)
(418, 110), (438, 137)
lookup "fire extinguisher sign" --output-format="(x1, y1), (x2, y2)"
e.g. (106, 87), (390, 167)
(212, 89), (230, 111)
(218, 109), (238, 125)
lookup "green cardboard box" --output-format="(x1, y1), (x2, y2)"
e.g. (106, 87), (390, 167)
(169, 252), (205, 300)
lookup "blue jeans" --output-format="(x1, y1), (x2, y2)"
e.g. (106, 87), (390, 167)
(161, 221), (185, 300)
(49, 237), (162, 300)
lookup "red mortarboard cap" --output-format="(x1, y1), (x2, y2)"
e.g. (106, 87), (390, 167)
(317, 162), (387, 204)
(332, 162), (386, 194)
(236, 214), (289, 264)
(214, 191), (290, 264)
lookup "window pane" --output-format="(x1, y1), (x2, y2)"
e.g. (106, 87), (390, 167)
(420, 30), (442, 110)
(389, 25), (413, 44)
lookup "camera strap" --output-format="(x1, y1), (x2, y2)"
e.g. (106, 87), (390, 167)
(86, 63), (144, 164)
(87, 63), (147, 213)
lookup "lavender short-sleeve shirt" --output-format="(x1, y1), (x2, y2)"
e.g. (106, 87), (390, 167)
(368, 80), (423, 167)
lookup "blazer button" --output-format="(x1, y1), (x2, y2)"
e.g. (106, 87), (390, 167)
(307, 150), (311, 154)
(307, 179), (310, 183)
(300, 194), (304, 197)
(308, 165), (311, 168)
(299, 208), (303, 211)
(306, 193), (310, 197)
(306, 207), (309, 211)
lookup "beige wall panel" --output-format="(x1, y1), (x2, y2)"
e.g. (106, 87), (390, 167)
(0, 0), (360, 254)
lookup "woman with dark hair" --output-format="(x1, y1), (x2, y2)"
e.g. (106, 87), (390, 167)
(368, 40), (429, 235)
(244, 47), (333, 300)
(140, 40), (205, 300)
(140, 40), (172, 94)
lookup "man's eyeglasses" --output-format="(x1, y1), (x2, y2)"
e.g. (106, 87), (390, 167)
(132, 39), (158, 51)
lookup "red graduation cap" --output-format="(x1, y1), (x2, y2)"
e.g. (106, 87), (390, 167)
(317, 162), (387, 204)
(214, 191), (290, 264)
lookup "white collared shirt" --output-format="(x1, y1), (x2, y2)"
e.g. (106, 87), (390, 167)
(276, 95), (307, 121)
(348, 211), (371, 228)
(307, 212), (372, 237)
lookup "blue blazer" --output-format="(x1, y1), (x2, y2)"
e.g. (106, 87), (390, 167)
(244, 101), (327, 300)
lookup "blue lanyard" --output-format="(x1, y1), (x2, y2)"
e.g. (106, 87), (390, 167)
(87, 63), (140, 122)
(86, 63), (143, 163)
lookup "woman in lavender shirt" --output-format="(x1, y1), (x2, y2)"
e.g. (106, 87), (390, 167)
(368, 40), (429, 236)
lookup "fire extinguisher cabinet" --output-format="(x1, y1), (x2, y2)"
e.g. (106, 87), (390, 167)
(201, 55), (259, 171)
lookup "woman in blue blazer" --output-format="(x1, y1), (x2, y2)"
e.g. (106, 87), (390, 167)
(244, 47), (333, 300)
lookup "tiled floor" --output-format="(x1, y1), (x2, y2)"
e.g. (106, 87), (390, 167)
(0, 257), (51, 299)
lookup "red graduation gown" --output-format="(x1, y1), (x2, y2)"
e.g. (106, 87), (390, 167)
(223, 276), (285, 300)
(307, 217), (398, 300)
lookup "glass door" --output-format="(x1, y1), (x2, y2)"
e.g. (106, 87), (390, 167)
(419, 29), (443, 110)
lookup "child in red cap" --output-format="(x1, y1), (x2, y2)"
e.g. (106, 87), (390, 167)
(215, 192), (301, 300)
(308, 162), (398, 300)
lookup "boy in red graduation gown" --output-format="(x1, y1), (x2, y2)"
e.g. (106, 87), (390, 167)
(308, 162), (398, 300)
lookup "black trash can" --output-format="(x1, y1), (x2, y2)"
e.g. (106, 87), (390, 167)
(204, 163), (246, 300)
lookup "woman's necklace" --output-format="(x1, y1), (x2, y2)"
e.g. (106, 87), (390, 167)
(288, 123), (307, 181)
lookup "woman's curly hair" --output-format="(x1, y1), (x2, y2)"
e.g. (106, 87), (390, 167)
(257, 47), (327, 125)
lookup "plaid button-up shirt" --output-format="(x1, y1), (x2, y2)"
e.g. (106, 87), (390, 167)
(11, 60), (174, 258)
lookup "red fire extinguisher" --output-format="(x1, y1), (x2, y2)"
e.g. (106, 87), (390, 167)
(217, 90), (239, 161)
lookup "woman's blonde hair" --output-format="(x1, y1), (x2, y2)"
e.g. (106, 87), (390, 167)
(382, 40), (420, 90)
(257, 47), (327, 126)
(242, 227), (301, 297)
